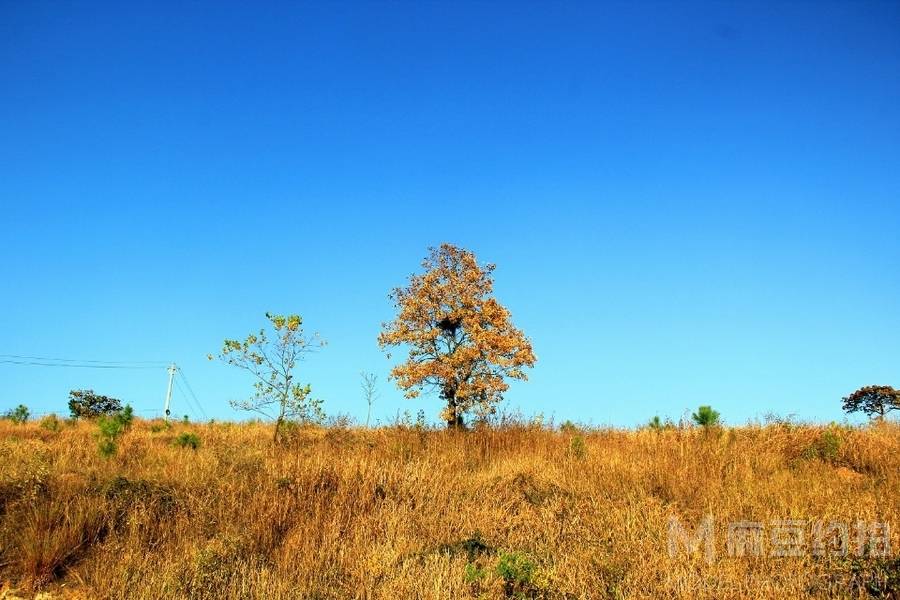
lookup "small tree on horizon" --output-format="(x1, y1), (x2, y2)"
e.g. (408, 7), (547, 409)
(361, 371), (379, 428)
(378, 244), (536, 429)
(648, 415), (665, 431)
(211, 313), (326, 442)
(68, 390), (123, 419)
(842, 385), (900, 420)
(3, 404), (29, 424)
(691, 405), (721, 428)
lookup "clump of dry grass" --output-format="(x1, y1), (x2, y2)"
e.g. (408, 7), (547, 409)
(0, 418), (898, 598)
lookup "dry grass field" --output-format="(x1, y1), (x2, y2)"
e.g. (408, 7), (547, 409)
(1, 417), (898, 599)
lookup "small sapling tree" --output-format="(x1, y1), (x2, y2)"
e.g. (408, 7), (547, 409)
(3, 404), (29, 424)
(361, 371), (379, 427)
(211, 313), (325, 442)
(691, 405), (721, 428)
(96, 404), (134, 457)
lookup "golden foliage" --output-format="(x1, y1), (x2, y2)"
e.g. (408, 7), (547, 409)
(379, 244), (536, 427)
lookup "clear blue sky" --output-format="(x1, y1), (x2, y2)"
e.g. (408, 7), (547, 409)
(2, 1), (898, 426)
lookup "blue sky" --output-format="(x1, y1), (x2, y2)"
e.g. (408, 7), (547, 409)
(2, 1), (898, 426)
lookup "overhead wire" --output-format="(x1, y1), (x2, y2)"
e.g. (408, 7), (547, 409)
(0, 354), (168, 366)
(177, 369), (209, 421)
(173, 376), (200, 422)
(0, 359), (164, 369)
(1, 353), (210, 421)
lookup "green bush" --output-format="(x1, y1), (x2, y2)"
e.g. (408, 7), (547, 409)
(560, 420), (578, 433)
(569, 435), (586, 459)
(692, 405), (721, 428)
(3, 404), (29, 424)
(98, 437), (118, 458)
(39, 413), (61, 432)
(174, 432), (201, 450)
(150, 420), (172, 433)
(68, 389), (123, 419)
(848, 556), (900, 597)
(496, 550), (536, 596)
(464, 562), (487, 583)
(118, 404), (134, 428)
(647, 415), (675, 432)
(802, 427), (843, 464)
(817, 428), (842, 462)
(95, 404), (134, 457)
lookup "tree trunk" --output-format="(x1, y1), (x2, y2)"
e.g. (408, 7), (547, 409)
(277, 376), (291, 442)
(444, 392), (465, 430)
(445, 407), (464, 429)
(274, 414), (283, 443)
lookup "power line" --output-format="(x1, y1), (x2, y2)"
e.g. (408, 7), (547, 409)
(176, 374), (202, 421)
(1, 354), (210, 422)
(0, 354), (168, 366)
(178, 369), (208, 421)
(173, 377), (200, 421)
(0, 359), (164, 369)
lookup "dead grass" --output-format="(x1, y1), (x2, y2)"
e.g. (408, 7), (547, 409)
(0, 418), (898, 599)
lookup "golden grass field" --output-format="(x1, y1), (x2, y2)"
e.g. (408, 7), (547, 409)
(1, 417), (898, 599)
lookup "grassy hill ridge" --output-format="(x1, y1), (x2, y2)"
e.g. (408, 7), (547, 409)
(1, 418), (898, 598)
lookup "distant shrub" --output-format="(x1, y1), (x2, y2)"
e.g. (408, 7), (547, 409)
(324, 416), (355, 448)
(802, 427), (843, 464)
(3, 404), (29, 424)
(692, 405), (721, 428)
(39, 413), (61, 432)
(650, 415), (682, 432)
(95, 404), (134, 457)
(848, 556), (900, 597)
(97, 437), (117, 458)
(464, 562), (488, 584)
(97, 418), (124, 457)
(118, 404), (134, 428)
(183, 415), (190, 424)
(763, 412), (797, 428)
(68, 389), (122, 419)
(569, 435), (587, 459)
(394, 409), (415, 429)
(174, 432), (201, 450)
(496, 551), (536, 596)
(464, 561), (488, 595)
(560, 420), (578, 433)
(327, 413), (356, 428)
(647, 416), (676, 432)
(186, 534), (249, 595)
(819, 429), (842, 462)
(150, 420), (172, 433)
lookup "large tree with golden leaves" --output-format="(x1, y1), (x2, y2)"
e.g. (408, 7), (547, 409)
(379, 244), (536, 429)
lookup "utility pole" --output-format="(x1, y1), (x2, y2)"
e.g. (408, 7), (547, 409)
(164, 363), (177, 421)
